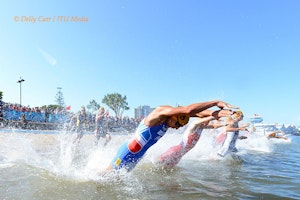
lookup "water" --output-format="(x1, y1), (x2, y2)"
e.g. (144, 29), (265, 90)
(0, 128), (299, 200)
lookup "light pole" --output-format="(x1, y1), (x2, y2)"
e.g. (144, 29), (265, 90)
(17, 77), (25, 107)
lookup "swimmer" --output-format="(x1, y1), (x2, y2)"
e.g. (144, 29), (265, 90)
(267, 131), (288, 140)
(156, 111), (228, 168)
(217, 111), (249, 158)
(103, 100), (238, 172)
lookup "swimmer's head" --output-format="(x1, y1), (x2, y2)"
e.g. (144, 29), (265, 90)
(174, 105), (190, 126)
(168, 114), (190, 129)
(226, 110), (243, 122)
(98, 107), (104, 112)
(232, 110), (244, 120)
(233, 110), (243, 117)
(177, 114), (190, 126)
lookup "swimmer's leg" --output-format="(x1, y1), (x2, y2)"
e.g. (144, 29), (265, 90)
(157, 144), (184, 167)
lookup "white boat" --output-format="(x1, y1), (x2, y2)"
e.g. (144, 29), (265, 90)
(249, 114), (263, 123)
(251, 123), (280, 136)
(248, 114), (281, 136)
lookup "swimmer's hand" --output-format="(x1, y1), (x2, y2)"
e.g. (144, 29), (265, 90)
(216, 101), (239, 110)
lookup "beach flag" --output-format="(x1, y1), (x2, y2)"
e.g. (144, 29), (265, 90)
(65, 105), (71, 111)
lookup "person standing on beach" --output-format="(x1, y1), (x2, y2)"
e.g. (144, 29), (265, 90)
(104, 100), (239, 172)
(94, 107), (111, 146)
(69, 107), (88, 144)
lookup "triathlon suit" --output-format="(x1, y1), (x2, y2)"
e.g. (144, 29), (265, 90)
(158, 128), (204, 167)
(95, 114), (107, 139)
(75, 114), (87, 139)
(217, 123), (239, 157)
(110, 119), (169, 171)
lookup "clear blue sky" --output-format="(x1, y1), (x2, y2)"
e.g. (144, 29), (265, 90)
(0, 0), (299, 125)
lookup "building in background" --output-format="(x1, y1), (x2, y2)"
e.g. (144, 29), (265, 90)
(135, 105), (154, 120)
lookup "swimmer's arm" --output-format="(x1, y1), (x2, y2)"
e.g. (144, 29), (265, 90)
(158, 101), (221, 117)
(195, 109), (233, 119)
(144, 106), (173, 126)
(193, 116), (215, 125)
(196, 118), (227, 129)
(226, 124), (249, 132)
(176, 100), (237, 117)
(145, 101), (237, 126)
(144, 105), (216, 126)
(207, 123), (227, 129)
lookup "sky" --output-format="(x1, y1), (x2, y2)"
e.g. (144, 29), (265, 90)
(0, 0), (299, 126)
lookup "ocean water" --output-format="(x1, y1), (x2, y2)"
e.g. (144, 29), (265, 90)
(0, 128), (299, 200)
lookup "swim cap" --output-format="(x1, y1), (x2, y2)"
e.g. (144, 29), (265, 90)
(177, 114), (190, 126)
(233, 110), (243, 119)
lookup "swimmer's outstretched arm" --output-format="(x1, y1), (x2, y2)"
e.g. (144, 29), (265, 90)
(191, 110), (232, 129)
(226, 123), (250, 132)
(195, 109), (234, 119)
(145, 101), (237, 126)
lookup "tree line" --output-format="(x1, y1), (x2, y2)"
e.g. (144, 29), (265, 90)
(0, 90), (130, 118)
(51, 90), (131, 118)
(86, 93), (129, 118)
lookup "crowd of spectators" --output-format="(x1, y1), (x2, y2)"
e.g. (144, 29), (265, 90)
(0, 102), (139, 133)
